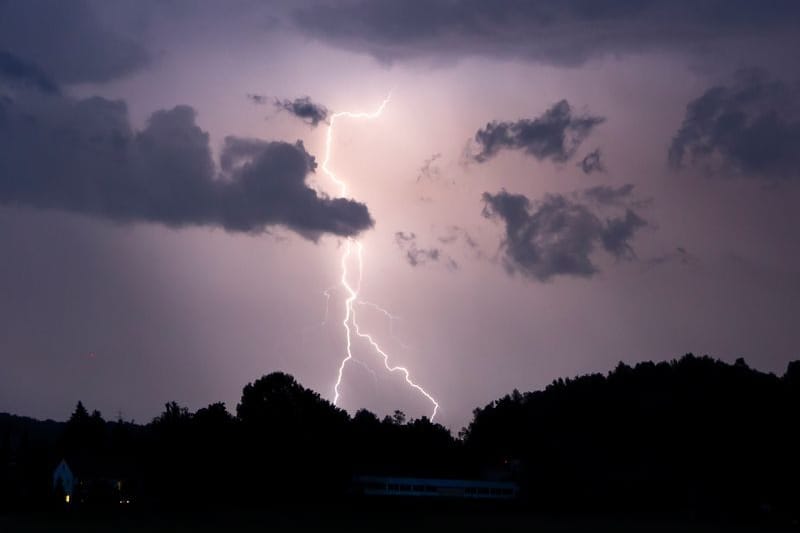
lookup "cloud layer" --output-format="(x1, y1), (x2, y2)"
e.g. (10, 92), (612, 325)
(578, 149), (605, 174)
(472, 100), (604, 164)
(274, 96), (330, 127)
(0, 51), (60, 94)
(0, 90), (373, 239)
(482, 187), (646, 281)
(0, 0), (148, 84)
(293, 1), (800, 66)
(669, 69), (800, 181)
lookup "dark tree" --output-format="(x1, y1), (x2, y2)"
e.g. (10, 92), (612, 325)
(462, 354), (800, 516)
(236, 372), (350, 501)
(2, 356), (797, 519)
(70, 402), (89, 423)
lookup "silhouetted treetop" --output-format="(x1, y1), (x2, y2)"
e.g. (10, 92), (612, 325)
(69, 401), (89, 423)
(460, 354), (799, 512)
(237, 372), (348, 430)
(193, 401), (234, 426)
(151, 401), (190, 428)
(3, 355), (798, 515)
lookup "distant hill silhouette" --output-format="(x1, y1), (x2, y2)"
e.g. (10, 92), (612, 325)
(1, 355), (798, 521)
(463, 354), (800, 516)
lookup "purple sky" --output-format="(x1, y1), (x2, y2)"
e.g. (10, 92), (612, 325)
(1, 1), (800, 430)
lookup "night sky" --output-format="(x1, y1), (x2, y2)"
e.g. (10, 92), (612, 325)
(2, 1), (800, 430)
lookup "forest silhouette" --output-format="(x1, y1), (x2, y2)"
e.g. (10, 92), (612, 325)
(1, 354), (799, 519)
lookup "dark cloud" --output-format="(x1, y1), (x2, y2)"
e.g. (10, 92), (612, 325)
(0, 91), (373, 239)
(578, 148), (605, 174)
(481, 188), (647, 281)
(601, 209), (647, 259)
(472, 100), (604, 164)
(275, 96), (329, 127)
(0, 0), (149, 84)
(395, 231), (458, 270)
(0, 51), (59, 94)
(292, 1), (800, 66)
(669, 69), (800, 181)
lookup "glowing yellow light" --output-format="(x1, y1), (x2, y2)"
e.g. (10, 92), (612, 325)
(65, 494), (70, 504)
(323, 94), (439, 420)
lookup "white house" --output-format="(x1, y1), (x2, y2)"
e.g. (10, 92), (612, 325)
(52, 459), (75, 502)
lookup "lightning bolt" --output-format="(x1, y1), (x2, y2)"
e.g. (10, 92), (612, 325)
(357, 300), (413, 351)
(321, 286), (337, 326)
(322, 95), (440, 421)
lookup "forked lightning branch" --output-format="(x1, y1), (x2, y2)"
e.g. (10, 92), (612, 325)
(320, 95), (440, 421)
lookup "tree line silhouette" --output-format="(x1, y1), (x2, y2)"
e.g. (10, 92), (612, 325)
(1, 354), (798, 519)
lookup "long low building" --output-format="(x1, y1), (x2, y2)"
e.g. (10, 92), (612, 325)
(352, 476), (519, 499)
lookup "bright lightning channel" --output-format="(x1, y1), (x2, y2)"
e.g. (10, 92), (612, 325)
(357, 300), (413, 351)
(322, 95), (439, 421)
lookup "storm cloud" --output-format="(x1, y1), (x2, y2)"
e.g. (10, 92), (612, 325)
(669, 69), (800, 181)
(275, 96), (330, 127)
(0, 51), (59, 94)
(0, 0), (148, 84)
(482, 188), (646, 281)
(579, 149), (605, 174)
(292, 1), (800, 66)
(472, 100), (604, 164)
(0, 91), (373, 239)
